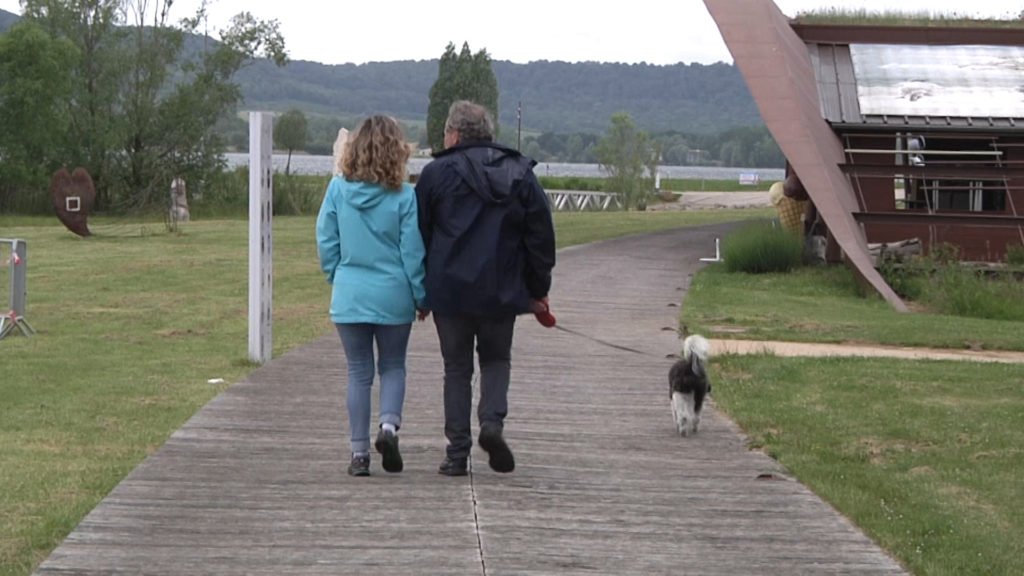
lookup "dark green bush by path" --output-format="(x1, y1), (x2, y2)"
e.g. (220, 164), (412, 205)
(722, 221), (804, 274)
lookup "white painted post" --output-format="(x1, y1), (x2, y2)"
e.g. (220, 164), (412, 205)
(248, 112), (273, 364)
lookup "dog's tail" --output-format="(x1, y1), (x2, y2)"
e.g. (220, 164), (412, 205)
(682, 334), (710, 378)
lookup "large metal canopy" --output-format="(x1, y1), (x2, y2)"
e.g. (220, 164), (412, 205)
(703, 0), (908, 311)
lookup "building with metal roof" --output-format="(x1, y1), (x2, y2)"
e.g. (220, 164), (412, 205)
(705, 0), (1024, 310)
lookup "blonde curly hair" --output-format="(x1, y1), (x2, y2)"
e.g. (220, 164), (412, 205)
(341, 115), (410, 191)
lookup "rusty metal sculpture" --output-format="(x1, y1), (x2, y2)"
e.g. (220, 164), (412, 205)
(51, 167), (96, 237)
(703, 0), (907, 312)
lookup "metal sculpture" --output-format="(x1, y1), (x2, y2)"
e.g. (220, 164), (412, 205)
(51, 167), (96, 237)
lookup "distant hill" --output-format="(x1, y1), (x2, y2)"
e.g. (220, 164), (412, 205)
(0, 8), (19, 31)
(233, 58), (760, 135)
(2, 10), (761, 136)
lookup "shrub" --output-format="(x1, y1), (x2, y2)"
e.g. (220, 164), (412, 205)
(189, 169), (328, 218)
(878, 244), (1024, 321)
(274, 174), (327, 216)
(1006, 243), (1024, 266)
(722, 221), (804, 274)
(924, 265), (1024, 321)
(537, 176), (604, 192)
(877, 254), (927, 300)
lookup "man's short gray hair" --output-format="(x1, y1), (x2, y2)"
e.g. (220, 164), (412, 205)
(444, 100), (495, 142)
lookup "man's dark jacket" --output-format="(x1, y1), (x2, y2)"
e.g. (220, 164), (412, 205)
(415, 141), (555, 317)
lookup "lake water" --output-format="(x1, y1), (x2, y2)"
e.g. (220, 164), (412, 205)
(224, 153), (784, 182)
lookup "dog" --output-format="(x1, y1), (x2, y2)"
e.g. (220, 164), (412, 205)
(669, 334), (711, 436)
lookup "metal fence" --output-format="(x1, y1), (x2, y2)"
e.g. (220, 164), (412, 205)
(0, 238), (35, 339)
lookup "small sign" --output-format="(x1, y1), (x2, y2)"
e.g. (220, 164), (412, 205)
(739, 173), (760, 186)
(66, 196), (81, 212)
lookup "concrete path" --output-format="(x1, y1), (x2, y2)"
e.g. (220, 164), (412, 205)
(651, 191), (773, 210)
(714, 339), (1024, 364)
(34, 222), (908, 575)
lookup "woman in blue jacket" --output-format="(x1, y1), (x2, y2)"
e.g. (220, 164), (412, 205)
(316, 116), (426, 477)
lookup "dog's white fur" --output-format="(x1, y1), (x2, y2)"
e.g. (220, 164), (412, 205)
(669, 334), (711, 436)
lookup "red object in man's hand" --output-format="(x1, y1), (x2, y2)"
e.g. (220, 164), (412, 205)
(530, 298), (556, 328)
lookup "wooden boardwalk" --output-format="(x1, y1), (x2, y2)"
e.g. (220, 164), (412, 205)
(35, 222), (907, 575)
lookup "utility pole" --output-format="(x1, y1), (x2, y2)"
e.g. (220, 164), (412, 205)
(516, 101), (522, 151)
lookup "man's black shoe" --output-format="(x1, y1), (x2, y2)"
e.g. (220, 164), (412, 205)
(374, 429), (403, 473)
(478, 424), (515, 473)
(438, 456), (468, 476)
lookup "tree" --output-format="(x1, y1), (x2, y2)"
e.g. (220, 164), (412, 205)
(11, 0), (288, 213)
(595, 112), (652, 211)
(0, 20), (76, 213)
(274, 109), (307, 175)
(426, 42), (499, 153)
(21, 0), (125, 210)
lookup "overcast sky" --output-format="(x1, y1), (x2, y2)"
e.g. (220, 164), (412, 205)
(1, 0), (1022, 65)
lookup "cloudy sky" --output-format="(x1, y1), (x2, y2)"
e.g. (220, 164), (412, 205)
(1, 0), (1021, 65)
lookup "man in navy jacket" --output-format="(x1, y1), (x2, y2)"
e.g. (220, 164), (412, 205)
(416, 100), (556, 476)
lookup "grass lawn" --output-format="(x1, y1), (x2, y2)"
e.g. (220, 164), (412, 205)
(713, 355), (1024, 576)
(0, 208), (770, 576)
(682, 263), (1024, 575)
(682, 265), (1024, 351)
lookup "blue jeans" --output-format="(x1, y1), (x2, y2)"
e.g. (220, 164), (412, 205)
(335, 323), (412, 454)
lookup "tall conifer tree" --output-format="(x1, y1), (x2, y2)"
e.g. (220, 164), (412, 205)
(426, 42), (498, 153)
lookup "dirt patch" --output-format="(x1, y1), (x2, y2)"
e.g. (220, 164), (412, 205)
(648, 191), (773, 211)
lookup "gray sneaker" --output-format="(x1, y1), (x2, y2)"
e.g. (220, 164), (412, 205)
(347, 454), (370, 477)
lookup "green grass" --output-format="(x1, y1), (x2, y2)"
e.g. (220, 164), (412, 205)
(0, 208), (770, 576)
(681, 265), (1024, 351)
(553, 208), (771, 247)
(794, 8), (1024, 27)
(0, 219), (329, 576)
(682, 261), (1024, 574)
(713, 355), (1024, 575)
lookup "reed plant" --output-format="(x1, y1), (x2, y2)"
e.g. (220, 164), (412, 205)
(721, 221), (803, 274)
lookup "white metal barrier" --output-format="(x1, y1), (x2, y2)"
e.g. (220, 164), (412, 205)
(0, 238), (35, 339)
(546, 190), (622, 211)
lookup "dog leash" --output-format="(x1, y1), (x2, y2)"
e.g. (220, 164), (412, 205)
(550, 323), (659, 357)
(533, 305), (666, 358)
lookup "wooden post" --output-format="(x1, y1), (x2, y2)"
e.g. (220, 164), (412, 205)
(248, 112), (273, 364)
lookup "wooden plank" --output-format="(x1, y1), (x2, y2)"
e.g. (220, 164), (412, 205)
(34, 222), (907, 576)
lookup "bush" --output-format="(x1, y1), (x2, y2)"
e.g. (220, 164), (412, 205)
(274, 173), (328, 216)
(722, 221), (804, 274)
(1006, 244), (1024, 267)
(925, 265), (1024, 321)
(878, 244), (1024, 321)
(877, 254), (927, 301)
(188, 169), (328, 218)
(537, 176), (604, 192)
